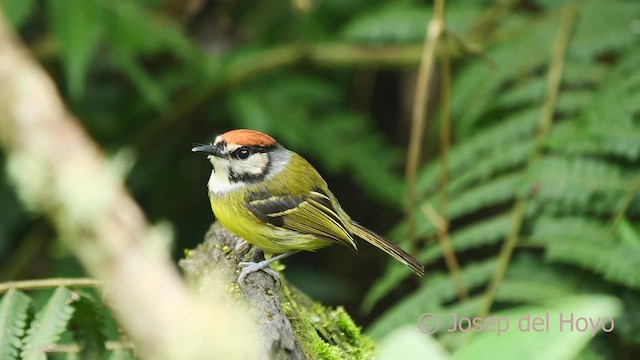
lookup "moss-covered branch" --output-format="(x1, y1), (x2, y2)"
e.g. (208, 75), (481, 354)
(180, 223), (376, 360)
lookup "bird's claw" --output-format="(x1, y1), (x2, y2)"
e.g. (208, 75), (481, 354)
(237, 260), (281, 287)
(234, 239), (249, 252)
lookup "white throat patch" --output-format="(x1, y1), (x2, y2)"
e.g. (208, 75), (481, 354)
(207, 156), (246, 194)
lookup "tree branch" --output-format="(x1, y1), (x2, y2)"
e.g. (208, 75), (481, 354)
(180, 222), (376, 359)
(0, 10), (260, 359)
(180, 223), (306, 359)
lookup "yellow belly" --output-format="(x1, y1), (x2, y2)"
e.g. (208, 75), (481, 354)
(209, 192), (330, 254)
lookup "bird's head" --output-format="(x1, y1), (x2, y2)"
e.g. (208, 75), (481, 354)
(192, 129), (291, 192)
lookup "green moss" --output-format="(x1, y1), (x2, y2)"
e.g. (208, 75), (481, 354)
(281, 283), (376, 359)
(337, 309), (360, 344)
(312, 342), (342, 359)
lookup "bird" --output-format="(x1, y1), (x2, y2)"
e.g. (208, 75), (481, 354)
(192, 129), (424, 283)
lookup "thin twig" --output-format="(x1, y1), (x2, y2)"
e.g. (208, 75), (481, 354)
(0, 278), (102, 293)
(405, 0), (447, 250)
(421, 204), (467, 299)
(478, 2), (579, 319)
(46, 341), (135, 354)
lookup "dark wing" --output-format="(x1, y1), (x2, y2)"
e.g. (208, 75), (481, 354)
(246, 188), (357, 251)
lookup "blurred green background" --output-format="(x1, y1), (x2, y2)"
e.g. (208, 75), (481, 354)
(1, 0), (639, 358)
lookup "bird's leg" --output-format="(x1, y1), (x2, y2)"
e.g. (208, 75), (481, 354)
(238, 250), (300, 285)
(234, 239), (249, 252)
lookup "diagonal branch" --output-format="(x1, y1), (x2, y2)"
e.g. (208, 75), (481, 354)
(0, 10), (260, 359)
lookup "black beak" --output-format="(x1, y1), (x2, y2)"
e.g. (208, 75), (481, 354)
(191, 144), (221, 157)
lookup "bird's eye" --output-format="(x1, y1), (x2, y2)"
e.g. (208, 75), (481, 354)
(234, 147), (252, 160)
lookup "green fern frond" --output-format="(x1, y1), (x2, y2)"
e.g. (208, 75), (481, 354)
(496, 77), (545, 108)
(443, 172), (525, 219)
(20, 287), (77, 360)
(70, 294), (107, 359)
(555, 90), (595, 115)
(617, 218), (640, 253)
(443, 213), (512, 256)
(370, 0), (640, 325)
(341, 4), (430, 43)
(561, 62), (607, 87)
(0, 289), (31, 360)
(452, 20), (557, 136)
(496, 255), (580, 303)
(496, 279), (575, 303)
(529, 156), (630, 214)
(544, 239), (640, 288)
(568, 0), (640, 61)
(545, 122), (640, 160)
(448, 142), (534, 196)
(530, 217), (640, 288)
(418, 111), (538, 197)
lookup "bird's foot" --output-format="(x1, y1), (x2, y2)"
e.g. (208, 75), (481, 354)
(234, 239), (249, 252)
(236, 250), (300, 287)
(238, 260), (281, 286)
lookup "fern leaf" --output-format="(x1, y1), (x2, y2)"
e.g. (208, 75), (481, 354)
(20, 287), (77, 360)
(418, 111), (538, 197)
(531, 217), (640, 288)
(443, 172), (525, 219)
(529, 156), (629, 214)
(496, 78), (545, 108)
(617, 218), (640, 253)
(545, 121), (640, 161)
(452, 20), (557, 136)
(545, 238), (640, 288)
(496, 255), (580, 303)
(561, 61), (607, 87)
(496, 279), (575, 303)
(555, 90), (594, 115)
(568, 0), (640, 61)
(447, 141), (534, 196)
(70, 294), (107, 359)
(0, 289), (31, 360)
(341, 4), (430, 43)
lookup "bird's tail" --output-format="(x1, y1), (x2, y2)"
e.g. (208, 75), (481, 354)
(348, 221), (425, 277)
